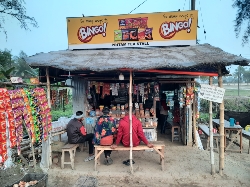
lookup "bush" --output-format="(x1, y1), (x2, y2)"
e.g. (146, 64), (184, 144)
(198, 112), (217, 124)
(51, 103), (73, 121)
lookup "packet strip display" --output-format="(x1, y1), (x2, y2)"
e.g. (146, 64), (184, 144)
(0, 88), (52, 163)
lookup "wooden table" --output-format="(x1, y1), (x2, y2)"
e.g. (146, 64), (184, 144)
(213, 119), (242, 153)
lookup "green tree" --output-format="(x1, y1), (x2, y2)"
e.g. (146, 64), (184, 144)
(234, 66), (245, 83)
(243, 68), (250, 84)
(233, 0), (250, 45)
(199, 76), (209, 83)
(0, 49), (15, 81)
(13, 51), (38, 78)
(0, 0), (38, 39)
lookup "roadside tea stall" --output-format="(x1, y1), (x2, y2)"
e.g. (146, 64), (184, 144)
(24, 10), (250, 174)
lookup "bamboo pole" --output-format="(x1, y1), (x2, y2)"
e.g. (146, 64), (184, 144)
(46, 67), (51, 108)
(209, 76), (215, 175)
(129, 70), (134, 174)
(192, 82), (198, 147)
(22, 117), (36, 171)
(218, 67), (225, 176)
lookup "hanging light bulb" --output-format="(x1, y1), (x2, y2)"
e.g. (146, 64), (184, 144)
(119, 73), (124, 80)
(68, 71), (72, 79)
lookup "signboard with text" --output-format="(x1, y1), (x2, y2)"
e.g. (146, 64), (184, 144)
(67, 10), (198, 50)
(198, 84), (225, 103)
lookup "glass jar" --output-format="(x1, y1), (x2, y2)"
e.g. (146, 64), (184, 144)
(135, 109), (140, 117)
(145, 118), (150, 127)
(148, 118), (153, 126)
(140, 110), (144, 117)
(139, 103), (143, 110)
(145, 109), (150, 118)
(96, 109), (100, 116)
(117, 104), (120, 110)
(121, 105), (125, 110)
(141, 118), (145, 127)
(153, 118), (158, 127)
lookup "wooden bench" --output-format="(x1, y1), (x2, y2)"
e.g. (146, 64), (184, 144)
(94, 141), (165, 171)
(198, 124), (220, 152)
(61, 144), (80, 170)
(242, 130), (250, 154)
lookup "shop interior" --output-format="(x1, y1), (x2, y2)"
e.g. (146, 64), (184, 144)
(38, 68), (200, 145)
(84, 78), (194, 144)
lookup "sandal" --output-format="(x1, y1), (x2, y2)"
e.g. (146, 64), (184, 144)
(123, 159), (135, 166)
(84, 155), (95, 162)
(104, 159), (108, 165)
(107, 157), (113, 165)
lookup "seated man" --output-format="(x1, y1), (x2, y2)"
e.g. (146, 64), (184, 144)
(94, 107), (116, 165)
(111, 109), (153, 164)
(66, 111), (94, 162)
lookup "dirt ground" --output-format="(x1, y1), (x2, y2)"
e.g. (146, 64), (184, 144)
(1, 131), (250, 187)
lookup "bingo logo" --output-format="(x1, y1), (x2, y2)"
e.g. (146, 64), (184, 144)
(159, 18), (192, 39)
(78, 22), (107, 43)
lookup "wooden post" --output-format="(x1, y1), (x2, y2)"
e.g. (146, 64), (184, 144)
(209, 76), (215, 175)
(46, 67), (51, 108)
(22, 118), (36, 171)
(129, 70), (134, 174)
(192, 82), (198, 147)
(218, 67), (225, 176)
(191, 0), (196, 10)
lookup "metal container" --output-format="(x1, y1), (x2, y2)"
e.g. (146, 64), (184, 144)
(5, 173), (48, 187)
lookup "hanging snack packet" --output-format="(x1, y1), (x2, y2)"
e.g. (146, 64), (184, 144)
(118, 19), (126, 29)
(128, 28), (138, 41)
(122, 29), (130, 41)
(140, 17), (148, 28)
(114, 30), (122, 41)
(145, 28), (153, 40)
(132, 18), (141, 28)
(125, 18), (133, 29)
(138, 29), (146, 40)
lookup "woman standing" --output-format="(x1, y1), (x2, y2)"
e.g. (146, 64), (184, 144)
(160, 93), (170, 134)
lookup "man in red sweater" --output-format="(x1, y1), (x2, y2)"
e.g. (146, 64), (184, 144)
(111, 109), (153, 149)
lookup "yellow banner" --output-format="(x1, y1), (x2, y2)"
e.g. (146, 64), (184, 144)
(67, 10), (198, 49)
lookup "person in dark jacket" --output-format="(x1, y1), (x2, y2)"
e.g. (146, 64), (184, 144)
(66, 111), (95, 162)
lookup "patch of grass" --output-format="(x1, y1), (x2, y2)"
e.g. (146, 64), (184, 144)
(224, 89), (250, 97)
(51, 103), (73, 121)
(198, 112), (217, 124)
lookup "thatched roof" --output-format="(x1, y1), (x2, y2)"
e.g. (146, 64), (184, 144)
(25, 43), (249, 72)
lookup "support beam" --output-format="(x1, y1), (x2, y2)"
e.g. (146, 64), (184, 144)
(192, 81), (198, 148)
(209, 77), (215, 175)
(129, 70), (134, 174)
(191, 0), (196, 10)
(120, 68), (218, 77)
(218, 67), (225, 176)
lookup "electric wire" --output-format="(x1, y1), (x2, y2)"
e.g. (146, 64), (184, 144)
(198, 0), (206, 40)
(183, 0), (187, 10)
(128, 0), (148, 14)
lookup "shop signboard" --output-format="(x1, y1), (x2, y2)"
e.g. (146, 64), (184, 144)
(199, 84), (225, 103)
(67, 10), (198, 50)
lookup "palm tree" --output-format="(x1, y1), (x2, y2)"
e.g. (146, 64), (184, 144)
(13, 51), (38, 78)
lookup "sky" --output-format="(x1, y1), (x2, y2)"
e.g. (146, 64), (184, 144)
(0, 0), (250, 73)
